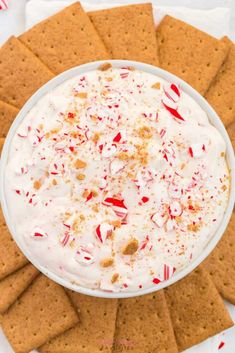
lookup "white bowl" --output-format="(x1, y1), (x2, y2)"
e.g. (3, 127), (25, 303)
(0, 60), (234, 298)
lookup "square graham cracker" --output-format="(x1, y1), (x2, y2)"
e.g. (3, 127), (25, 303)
(206, 37), (235, 127)
(0, 264), (39, 314)
(0, 36), (54, 109)
(164, 266), (233, 352)
(0, 100), (19, 137)
(1, 275), (79, 353)
(40, 291), (117, 353)
(203, 212), (235, 304)
(156, 16), (229, 95)
(0, 208), (28, 280)
(89, 3), (159, 66)
(19, 2), (110, 74)
(113, 291), (178, 353)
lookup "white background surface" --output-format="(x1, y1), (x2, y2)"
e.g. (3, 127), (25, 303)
(0, 1), (235, 352)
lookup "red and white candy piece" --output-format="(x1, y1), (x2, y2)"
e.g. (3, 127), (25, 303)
(95, 223), (114, 243)
(109, 159), (126, 175)
(133, 169), (153, 189)
(103, 197), (128, 219)
(169, 201), (182, 217)
(163, 83), (180, 103)
(0, 0), (9, 10)
(60, 232), (74, 247)
(15, 165), (28, 175)
(162, 83), (184, 122)
(100, 143), (117, 158)
(162, 264), (176, 280)
(31, 227), (48, 239)
(113, 132), (122, 143)
(17, 126), (30, 138)
(75, 245), (95, 265)
(151, 211), (168, 228)
(99, 176), (108, 190)
(139, 235), (150, 250)
(188, 143), (206, 158)
(153, 264), (176, 284)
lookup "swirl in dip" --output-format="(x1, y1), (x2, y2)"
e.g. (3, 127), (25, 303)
(5, 64), (230, 292)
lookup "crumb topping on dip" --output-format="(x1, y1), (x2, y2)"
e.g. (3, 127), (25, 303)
(5, 65), (230, 292)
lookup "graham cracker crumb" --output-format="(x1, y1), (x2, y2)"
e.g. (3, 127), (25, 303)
(33, 180), (41, 190)
(100, 257), (114, 267)
(52, 179), (57, 186)
(187, 223), (201, 232)
(152, 82), (161, 89)
(82, 190), (89, 198)
(137, 126), (152, 139)
(111, 273), (119, 283)
(74, 159), (87, 169)
(76, 92), (87, 99)
(122, 238), (139, 255)
(76, 173), (85, 180)
(92, 132), (100, 143)
(111, 220), (122, 228)
(99, 62), (112, 71)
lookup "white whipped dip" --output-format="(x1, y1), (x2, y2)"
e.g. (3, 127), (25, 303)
(5, 65), (230, 292)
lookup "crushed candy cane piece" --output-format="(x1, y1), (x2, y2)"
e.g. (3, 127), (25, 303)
(188, 143), (206, 158)
(151, 211), (168, 228)
(31, 227), (48, 239)
(109, 159), (126, 175)
(103, 197), (128, 219)
(218, 341), (225, 350)
(153, 277), (161, 284)
(60, 232), (74, 246)
(0, 0), (9, 10)
(113, 132), (122, 142)
(95, 223), (114, 243)
(163, 83), (180, 103)
(75, 245), (95, 265)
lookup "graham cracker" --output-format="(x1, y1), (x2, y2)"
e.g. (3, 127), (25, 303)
(203, 212), (235, 304)
(164, 266), (233, 352)
(0, 100), (19, 137)
(206, 37), (235, 127)
(19, 2), (109, 74)
(0, 36), (53, 109)
(40, 291), (117, 353)
(227, 122), (235, 151)
(1, 275), (79, 353)
(156, 16), (229, 95)
(0, 207), (28, 280)
(0, 264), (39, 314)
(89, 3), (159, 66)
(113, 291), (178, 353)
(0, 137), (4, 154)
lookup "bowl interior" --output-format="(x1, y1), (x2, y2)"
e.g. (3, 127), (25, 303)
(0, 60), (234, 298)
